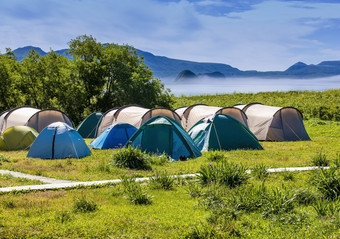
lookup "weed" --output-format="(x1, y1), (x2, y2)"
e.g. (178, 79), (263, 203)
(97, 160), (111, 173)
(293, 188), (317, 206)
(55, 210), (72, 223)
(121, 176), (152, 205)
(206, 150), (225, 162)
(0, 154), (11, 165)
(311, 197), (340, 217)
(311, 151), (329, 167)
(72, 196), (98, 213)
(334, 153), (340, 168)
(198, 160), (249, 188)
(2, 199), (15, 208)
(312, 167), (340, 200)
(281, 170), (295, 181)
(150, 153), (170, 166)
(148, 171), (175, 190)
(182, 223), (216, 239)
(112, 146), (152, 170)
(251, 164), (269, 180)
(186, 182), (203, 198)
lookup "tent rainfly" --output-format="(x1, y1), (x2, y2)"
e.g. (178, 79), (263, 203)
(26, 109), (73, 133)
(0, 106), (40, 135)
(127, 116), (201, 161)
(76, 112), (103, 138)
(89, 123), (137, 149)
(236, 103), (311, 141)
(0, 126), (38, 151)
(188, 114), (263, 151)
(27, 122), (91, 159)
(175, 104), (248, 131)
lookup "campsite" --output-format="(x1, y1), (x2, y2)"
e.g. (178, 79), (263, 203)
(0, 89), (339, 238)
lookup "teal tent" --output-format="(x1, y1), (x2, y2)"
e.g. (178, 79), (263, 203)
(127, 116), (201, 161)
(188, 114), (263, 151)
(76, 112), (103, 138)
(27, 122), (91, 159)
(89, 123), (137, 149)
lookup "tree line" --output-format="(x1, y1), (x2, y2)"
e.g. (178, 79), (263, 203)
(0, 35), (173, 124)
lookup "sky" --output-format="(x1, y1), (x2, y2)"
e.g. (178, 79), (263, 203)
(1, 0), (340, 71)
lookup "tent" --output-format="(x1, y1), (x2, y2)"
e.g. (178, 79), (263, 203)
(0, 106), (40, 135)
(0, 126), (38, 151)
(89, 123), (137, 149)
(188, 114), (263, 151)
(175, 104), (248, 131)
(97, 105), (181, 135)
(26, 109), (73, 133)
(236, 103), (311, 141)
(27, 122), (91, 159)
(77, 112), (103, 138)
(127, 116), (202, 161)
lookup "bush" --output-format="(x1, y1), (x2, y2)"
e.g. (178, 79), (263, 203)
(312, 167), (340, 200)
(311, 152), (329, 167)
(148, 171), (175, 190)
(72, 196), (98, 213)
(198, 160), (249, 188)
(111, 146), (152, 170)
(251, 164), (269, 180)
(121, 176), (152, 205)
(206, 151), (225, 162)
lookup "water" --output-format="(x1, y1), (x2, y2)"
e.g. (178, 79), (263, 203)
(164, 76), (340, 96)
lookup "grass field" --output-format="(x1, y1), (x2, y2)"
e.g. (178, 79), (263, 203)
(0, 89), (339, 238)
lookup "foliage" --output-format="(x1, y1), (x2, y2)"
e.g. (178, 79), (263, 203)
(251, 163), (269, 180)
(148, 171), (175, 190)
(311, 151), (329, 167)
(312, 167), (340, 200)
(205, 150), (225, 162)
(0, 154), (11, 165)
(313, 197), (340, 217)
(111, 146), (152, 170)
(198, 160), (249, 188)
(281, 170), (295, 181)
(121, 175), (152, 205)
(72, 196), (98, 213)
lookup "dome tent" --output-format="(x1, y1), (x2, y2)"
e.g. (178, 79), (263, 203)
(238, 103), (311, 141)
(89, 123), (137, 149)
(26, 109), (73, 133)
(0, 126), (38, 151)
(127, 116), (201, 161)
(27, 122), (91, 159)
(77, 112), (103, 138)
(188, 114), (263, 151)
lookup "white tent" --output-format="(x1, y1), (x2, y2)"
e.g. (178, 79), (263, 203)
(239, 103), (310, 141)
(0, 106), (40, 135)
(175, 104), (248, 131)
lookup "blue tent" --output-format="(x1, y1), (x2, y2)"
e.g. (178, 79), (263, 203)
(89, 123), (137, 149)
(27, 122), (91, 159)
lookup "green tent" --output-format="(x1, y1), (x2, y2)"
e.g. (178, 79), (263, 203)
(128, 116), (202, 161)
(76, 112), (103, 138)
(0, 126), (38, 151)
(188, 114), (263, 151)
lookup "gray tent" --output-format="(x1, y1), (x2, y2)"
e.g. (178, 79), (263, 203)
(236, 103), (310, 141)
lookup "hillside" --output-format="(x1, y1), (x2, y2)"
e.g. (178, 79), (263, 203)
(11, 46), (340, 79)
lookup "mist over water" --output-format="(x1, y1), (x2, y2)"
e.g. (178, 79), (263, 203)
(163, 76), (340, 96)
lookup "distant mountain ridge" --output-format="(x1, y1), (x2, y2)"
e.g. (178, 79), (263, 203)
(10, 46), (340, 79)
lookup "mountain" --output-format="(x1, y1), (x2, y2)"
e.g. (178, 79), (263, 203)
(9, 46), (340, 79)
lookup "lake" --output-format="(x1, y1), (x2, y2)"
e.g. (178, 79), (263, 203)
(163, 76), (340, 96)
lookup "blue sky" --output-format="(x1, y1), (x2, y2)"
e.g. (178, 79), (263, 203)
(1, 0), (340, 71)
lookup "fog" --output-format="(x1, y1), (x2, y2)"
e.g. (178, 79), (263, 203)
(162, 76), (340, 96)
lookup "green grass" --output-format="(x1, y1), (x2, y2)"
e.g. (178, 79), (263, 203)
(0, 174), (44, 187)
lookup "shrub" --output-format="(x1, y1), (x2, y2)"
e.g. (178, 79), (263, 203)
(281, 170), (295, 181)
(198, 160), (249, 188)
(0, 154), (10, 165)
(111, 146), (152, 170)
(148, 171), (175, 190)
(206, 150), (225, 162)
(251, 164), (269, 180)
(72, 196), (98, 213)
(311, 152), (329, 167)
(312, 167), (340, 200)
(121, 176), (152, 205)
